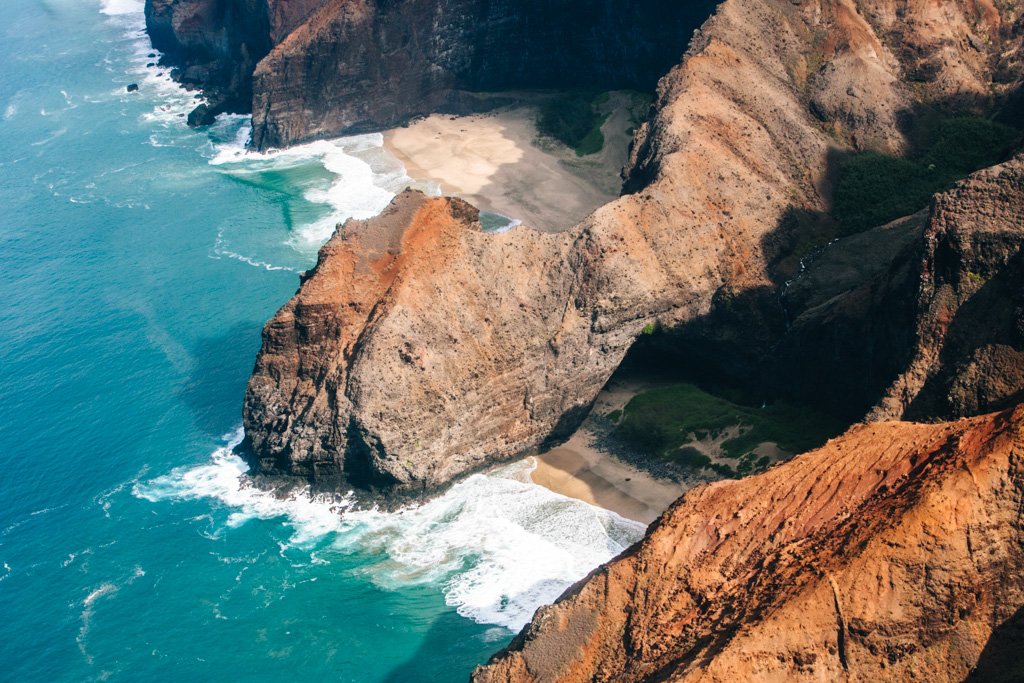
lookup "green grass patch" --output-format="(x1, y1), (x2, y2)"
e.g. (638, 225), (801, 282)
(834, 117), (1021, 234)
(537, 91), (608, 156)
(614, 383), (846, 472)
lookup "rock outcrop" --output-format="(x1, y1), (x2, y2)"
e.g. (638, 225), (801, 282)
(763, 153), (1024, 422)
(146, 0), (719, 144)
(145, 0), (271, 117)
(243, 0), (1023, 493)
(473, 404), (1024, 682)
(247, 0), (720, 148)
(244, 190), (627, 492)
(869, 157), (1024, 420)
(144, 0), (324, 121)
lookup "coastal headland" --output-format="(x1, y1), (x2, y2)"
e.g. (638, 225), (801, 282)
(146, 0), (1024, 678)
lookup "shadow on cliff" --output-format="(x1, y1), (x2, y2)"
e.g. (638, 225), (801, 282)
(177, 321), (265, 436)
(621, 89), (1024, 424)
(618, 146), (899, 422)
(965, 606), (1024, 682)
(902, 246), (1024, 419)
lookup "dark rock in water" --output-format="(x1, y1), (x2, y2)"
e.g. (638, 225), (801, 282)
(186, 103), (217, 127)
(147, 53), (156, 58)
(146, 62), (155, 67)
(126, 83), (139, 93)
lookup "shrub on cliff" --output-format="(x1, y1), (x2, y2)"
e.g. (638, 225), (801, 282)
(834, 117), (1021, 234)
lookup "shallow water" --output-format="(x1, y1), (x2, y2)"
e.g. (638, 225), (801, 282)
(0, 1), (643, 680)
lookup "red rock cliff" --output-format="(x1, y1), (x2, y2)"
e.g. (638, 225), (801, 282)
(473, 404), (1024, 682)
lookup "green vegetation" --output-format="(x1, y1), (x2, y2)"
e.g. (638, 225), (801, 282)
(614, 383), (845, 474)
(536, 91), (609, 156)
(833, 117), (1021, 234)
(605, 409), (622, 423)
(708, 462), (737, 478)
(676, 447), (712, 469)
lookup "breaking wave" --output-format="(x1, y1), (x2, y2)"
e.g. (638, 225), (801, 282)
(208, 124), (439, 254)
(134, 429), (644, 630)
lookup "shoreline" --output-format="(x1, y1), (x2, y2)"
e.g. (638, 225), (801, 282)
(382, 98), (633, 232)
(529, 432), (688, 525)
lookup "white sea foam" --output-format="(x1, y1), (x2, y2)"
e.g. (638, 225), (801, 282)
(486, 218), (523, 234)
(342, 464), (644, 629)
(134, 428), (353, 547)
(98, 0), (144, 16)
(77, 566), (145, 665)
(209, 130), (438, 253)
(97, 0), (203, 139)
(78, 582), (119, 664)
(98, 0), (436, 259)
(135, 429), (645, 631)
(209, 230), (299, 272)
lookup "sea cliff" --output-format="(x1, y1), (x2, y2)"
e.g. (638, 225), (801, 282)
(239, 0), (1024, 494)
(145, 0), (1024, 677)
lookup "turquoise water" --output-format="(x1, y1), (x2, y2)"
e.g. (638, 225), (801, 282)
(0, 1), (643, 680)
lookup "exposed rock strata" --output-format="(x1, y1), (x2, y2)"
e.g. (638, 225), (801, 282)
(147, 0), (1023, 146)
(473, 405), (1024, 682)
(244, 0), (1023, 493)
(145, 0), (719, 144)
(764, 153), (1024, 422)
(244, 190), (623, 491)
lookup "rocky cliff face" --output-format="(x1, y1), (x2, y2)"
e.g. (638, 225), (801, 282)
(145, 0), (270, 121)
(243, 0), (1023, 493)
(244, 190), (622, 492)
(248, 0), (720, 148)
(146, 0), (719, 144)
(869, 157), (1024, 420)
(764, 153), (1024, 422)
(473, 405), (1024, 682)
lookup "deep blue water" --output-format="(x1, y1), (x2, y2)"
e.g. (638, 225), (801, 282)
(0, 1), (643, 680)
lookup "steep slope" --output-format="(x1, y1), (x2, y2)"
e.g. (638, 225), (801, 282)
(247, 0), (719, 148)
(869, 156), (1024, 420)
(473, 405), (1024, 682)
(243, 0), (1024, 493)
(144, 0), (719, 146)
(764, 153), (1024, 422)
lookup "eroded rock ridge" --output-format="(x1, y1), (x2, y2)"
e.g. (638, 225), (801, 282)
(243, 0), (1023, 494)
(473, 405), (1024, 682)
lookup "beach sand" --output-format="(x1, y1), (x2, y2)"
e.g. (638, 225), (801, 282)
(530, 432), (688, 525)
(383, 94), (637, 232)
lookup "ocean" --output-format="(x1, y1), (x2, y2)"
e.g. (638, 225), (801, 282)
(0, 1), (644, 680)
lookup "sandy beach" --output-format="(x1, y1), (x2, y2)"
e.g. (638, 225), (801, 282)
(383, 94), (638, 232)
(530, 431), (687, 525)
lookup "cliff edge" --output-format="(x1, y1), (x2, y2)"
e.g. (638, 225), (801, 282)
(472, 404), (1024, 682)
